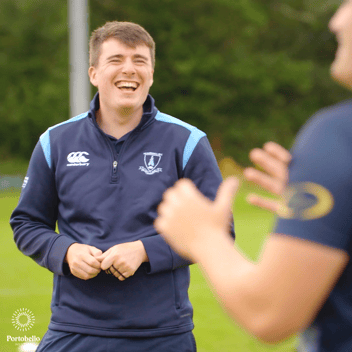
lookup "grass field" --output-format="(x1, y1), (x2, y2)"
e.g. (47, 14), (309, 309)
(0, 168), (297, 351)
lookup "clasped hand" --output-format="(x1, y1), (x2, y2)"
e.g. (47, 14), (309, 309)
(65, 241), (148, 281)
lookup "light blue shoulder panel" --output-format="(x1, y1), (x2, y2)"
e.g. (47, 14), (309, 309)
(155, 112), (206, 170)
(39, 112), (88, 169)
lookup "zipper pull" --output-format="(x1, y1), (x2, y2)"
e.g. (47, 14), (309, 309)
(113, 160), (118, 173)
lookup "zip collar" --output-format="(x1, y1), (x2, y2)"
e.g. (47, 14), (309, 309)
(88, 92), (158, 131)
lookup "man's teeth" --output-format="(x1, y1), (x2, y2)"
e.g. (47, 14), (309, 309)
(116, 82), (138, 89)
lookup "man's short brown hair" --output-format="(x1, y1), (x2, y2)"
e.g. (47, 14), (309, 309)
(89, 21), (155, 68)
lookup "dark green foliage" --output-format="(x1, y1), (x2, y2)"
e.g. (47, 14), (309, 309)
(0, 0), (68, 160)
(0, 0), (349, 164)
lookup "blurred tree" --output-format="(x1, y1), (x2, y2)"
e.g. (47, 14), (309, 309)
(0, 0), (68, 160)
(0, 0), (349, 164)
(90, 0), (350, 164)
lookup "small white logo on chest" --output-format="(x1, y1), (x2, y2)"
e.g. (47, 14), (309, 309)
(67, 151), (90, 166)
(139, 152), (162, 175)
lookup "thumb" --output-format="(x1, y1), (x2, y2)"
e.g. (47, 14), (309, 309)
(95, 247), (111, 262)
(214, 177), (239, 215)
(88, 246), (103, 259)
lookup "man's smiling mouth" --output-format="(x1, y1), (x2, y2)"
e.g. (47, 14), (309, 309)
(115, 81), (139, 91)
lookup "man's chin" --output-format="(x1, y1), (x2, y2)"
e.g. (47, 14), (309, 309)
(331, 62), (352, 91)
(114, 99), (136, 111)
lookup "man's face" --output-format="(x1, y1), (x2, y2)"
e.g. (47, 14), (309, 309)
(329, 0), (352, 89)
(89, 38), (154, 115)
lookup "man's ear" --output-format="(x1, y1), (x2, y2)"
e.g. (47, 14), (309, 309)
(88, 66), (98, 87)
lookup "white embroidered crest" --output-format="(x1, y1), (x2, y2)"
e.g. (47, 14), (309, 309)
(139, 152), (163, 175)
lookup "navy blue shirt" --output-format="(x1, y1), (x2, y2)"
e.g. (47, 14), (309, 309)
(108, 133), (130, 156)
(275, 100), (352, 352)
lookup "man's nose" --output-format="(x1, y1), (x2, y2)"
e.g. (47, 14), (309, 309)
(122, 59), (136, 75)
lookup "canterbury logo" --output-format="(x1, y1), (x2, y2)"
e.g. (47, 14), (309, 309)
(67, 151), (90, 166)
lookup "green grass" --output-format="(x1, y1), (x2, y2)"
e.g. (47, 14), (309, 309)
(0, 184), (297, 352)
(0, 191), (53, 352)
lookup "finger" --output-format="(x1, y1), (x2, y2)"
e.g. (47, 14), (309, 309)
(110, 266), (126, 281)
(162, 179), (191, 202)
(155, 217), (172, 238)
(96, 255), (104, 263)
(161, 183), (178, 202)
(95, 251), (108, 263)
(249, 149), (288, 181)
(113, 265), (127, 279)
(173, 178), (199, 196)
(95, 246), (111, 262)
(263, 142), (292, 164)
(246, 193), (280, 213)
(71, 264), (100, 280)
(83, 255), (102, 270)
(82, 261), (101, 275)
(156, 200), (168, 217)
(249, 148), (288, 180)
(243, 167), (285, 195)
(100, 256), (114, 271)
(154, 216), (165, 234)
(159, 182), (191, 214)
(214, 177), (239, 214)
(71, 267), (89, 280)
(70, 257), (100, 274)
(89, 246), (103, 258)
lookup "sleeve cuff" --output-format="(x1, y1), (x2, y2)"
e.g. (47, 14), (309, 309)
(140, 236), (173, 274)
(47, 235), (77, 276)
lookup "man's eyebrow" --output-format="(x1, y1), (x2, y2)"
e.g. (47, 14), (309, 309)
(106, 54), (149, 61)
(133, 54), (149, 61)
(106, 54), (123, 61)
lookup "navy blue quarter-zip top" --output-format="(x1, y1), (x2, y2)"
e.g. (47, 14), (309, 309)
(10, 92), (235, 337)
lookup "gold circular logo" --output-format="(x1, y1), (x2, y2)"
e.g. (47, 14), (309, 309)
(277, 182), (334, 220)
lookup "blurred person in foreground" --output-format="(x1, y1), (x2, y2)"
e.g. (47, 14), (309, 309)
(10, 21), (233, 352)
(155, 1), (352, 351)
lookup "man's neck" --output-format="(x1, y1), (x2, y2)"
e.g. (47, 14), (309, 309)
(96, 105), (143, 140)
